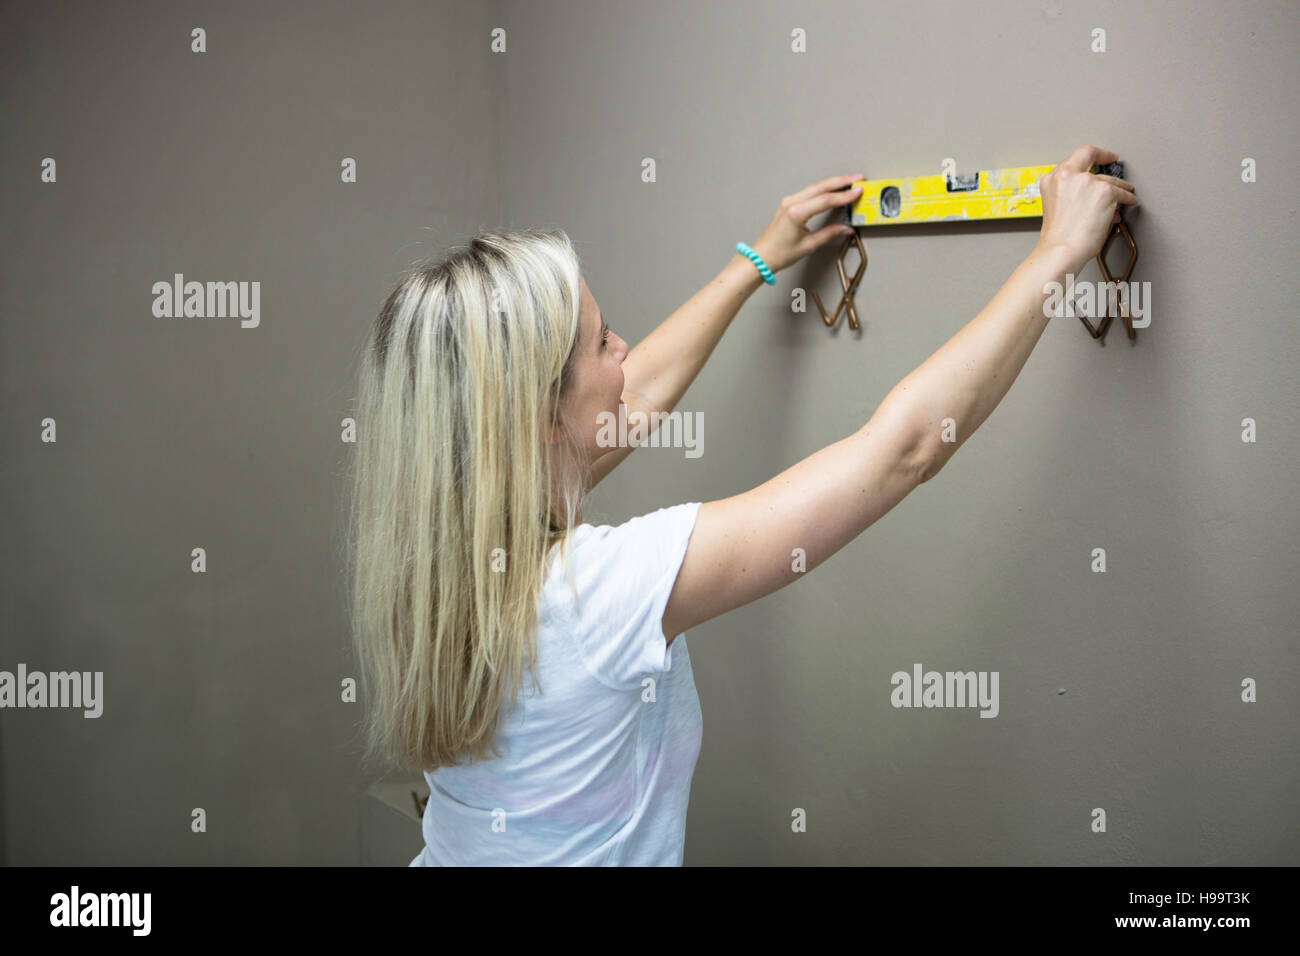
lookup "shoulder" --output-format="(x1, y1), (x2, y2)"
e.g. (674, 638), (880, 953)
(560, 503), (701, 585)
(543, 502), (702, 689)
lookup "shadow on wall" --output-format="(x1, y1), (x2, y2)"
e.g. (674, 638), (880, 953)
(361, 779), (425, 866)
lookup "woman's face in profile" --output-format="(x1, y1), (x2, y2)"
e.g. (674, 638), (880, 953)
(560, 277), (628, 461)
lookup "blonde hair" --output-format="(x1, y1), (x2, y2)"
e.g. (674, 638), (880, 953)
(347, 229), (592, 773)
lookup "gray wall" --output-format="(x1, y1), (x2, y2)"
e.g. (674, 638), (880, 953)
(2, 0), (1296, 865)
(500, 0), (1299, 865)
(0, 0), (502, 864)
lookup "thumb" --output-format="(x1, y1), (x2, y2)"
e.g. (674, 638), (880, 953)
(809, 222), (854, 251)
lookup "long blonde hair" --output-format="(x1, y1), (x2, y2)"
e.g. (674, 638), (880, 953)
(347, 229), (591, 773)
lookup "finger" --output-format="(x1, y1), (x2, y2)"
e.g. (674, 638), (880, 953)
(1062, 144), (1119, 172)
(801, 222), (853, 254)
(1093, 173), (1135, 193)
(1111, 184), (1140, 207)
(789, 183), (863, 223)
(1112, 211), (1120, 225)
(802, 228), (852, 259)
(788, 173), (866, 204)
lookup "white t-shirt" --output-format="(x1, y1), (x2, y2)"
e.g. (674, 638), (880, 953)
(409, 501), (704, 866)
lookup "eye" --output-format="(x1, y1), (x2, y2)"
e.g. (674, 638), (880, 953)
(601, 327), (610, 349)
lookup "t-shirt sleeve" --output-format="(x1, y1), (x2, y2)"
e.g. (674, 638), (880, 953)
(561, 501), (703, 691)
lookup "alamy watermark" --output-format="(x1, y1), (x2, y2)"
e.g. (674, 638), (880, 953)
(0, 664), (103, 717)
(596, 404), (703, 459)
(1043, 274), (1151, 327)
(50, 885), (150, 935)
(891, 662), (999, 718)
(152, 273), (260, 328)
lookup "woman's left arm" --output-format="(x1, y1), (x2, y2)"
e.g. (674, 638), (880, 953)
(587, 172), (865, 489)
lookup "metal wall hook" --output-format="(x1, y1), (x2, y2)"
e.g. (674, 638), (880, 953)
(822, 160), (1139, 344)
(811, 228), (867, 330)
(1081, 211), (1140, 343)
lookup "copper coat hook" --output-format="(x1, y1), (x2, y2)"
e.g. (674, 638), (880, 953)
(1079, 209), (1139, 344)
(811, 227), (867, 331)
(821, 163), (1138, 343)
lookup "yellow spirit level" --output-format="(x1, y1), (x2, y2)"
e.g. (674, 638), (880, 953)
(813, 161), (1139, 344)
(848, 162), (1122, 225)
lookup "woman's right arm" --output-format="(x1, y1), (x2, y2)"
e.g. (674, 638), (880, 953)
(661, 145), (1138, 641)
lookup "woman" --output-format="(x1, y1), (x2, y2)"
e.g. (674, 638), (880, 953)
(348, 145), (1138, 866)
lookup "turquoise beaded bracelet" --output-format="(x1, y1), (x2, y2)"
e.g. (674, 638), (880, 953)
(736, 242), (776, 285)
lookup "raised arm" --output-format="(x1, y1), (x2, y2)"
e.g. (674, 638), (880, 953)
(586, 173), (865, 490)
(662, 145), (1138, 641)
(661, 391), (931, 641)
(585, 253), (764, 490)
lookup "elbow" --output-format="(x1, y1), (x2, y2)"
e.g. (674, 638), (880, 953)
(880, 389), (945, 486)
(867, 392), (946, 485)
(914, 446), (942, 484)
(896, 432), (942, 485)
(908, 424), (949, 484)
(919, 426), (960, 482)
(876, 405), (944, 486)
